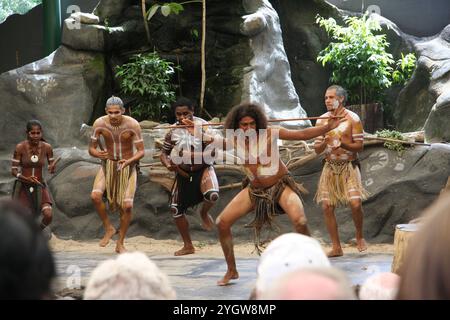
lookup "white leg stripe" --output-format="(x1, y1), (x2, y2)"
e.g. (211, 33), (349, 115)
(92, 189), (103, 194)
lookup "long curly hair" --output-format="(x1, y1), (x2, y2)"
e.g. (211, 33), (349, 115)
(224, 102), (268, 130)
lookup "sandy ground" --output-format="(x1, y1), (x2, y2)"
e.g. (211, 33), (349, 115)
(49, 235), (395, 257)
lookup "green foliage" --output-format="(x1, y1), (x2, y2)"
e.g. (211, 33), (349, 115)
(316, 14), (395, 105)
(146, 1), (201, 21)
(190, 28), (199, 41)
(0, 0), (41, 22)
(375, 129), (408, 153)
(115, 52), (180, 121)
(103, 17), (110, 32)
(392, 53), (417, 85)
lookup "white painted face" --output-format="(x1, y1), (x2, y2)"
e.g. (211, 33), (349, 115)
(325, 89), (342, 112)
(332, 99), (340, 110)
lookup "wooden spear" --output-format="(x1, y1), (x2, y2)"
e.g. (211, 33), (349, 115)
(148, 116), (343, 130)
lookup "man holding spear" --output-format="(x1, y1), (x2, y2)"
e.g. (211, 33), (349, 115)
(182, 102), (343, 285)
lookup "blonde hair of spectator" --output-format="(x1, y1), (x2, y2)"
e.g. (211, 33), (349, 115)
(359, 272), (400, 300)
(84, 252), (176, 300)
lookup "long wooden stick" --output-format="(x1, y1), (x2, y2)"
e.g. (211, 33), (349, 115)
(149, 116), (343, 130)
(364, 136), (431, 146)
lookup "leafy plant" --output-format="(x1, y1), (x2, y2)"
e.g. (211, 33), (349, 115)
(146, 1), (201, 21)
(316, 14), (395, 105)
(190, 28), (199, 41)
(392, 53), (417, 85)
(375, 129), (408, 154)
(115, 52), (180, 121)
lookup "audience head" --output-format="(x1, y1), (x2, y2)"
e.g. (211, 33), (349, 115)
(0, 199), (55, 299)
(359, 272), (400, 300)
(253, 233), (330, 298)
(396, 194), (450, 299)
(260, 266), (356, 300)
(84, 251), (176, 300)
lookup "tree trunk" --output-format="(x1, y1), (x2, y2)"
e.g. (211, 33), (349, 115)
(347, 103), (384, 133)
(141, 0), (151, 45)
(199, 0), (206, 117)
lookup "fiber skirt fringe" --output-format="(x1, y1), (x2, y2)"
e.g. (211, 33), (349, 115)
(315, 160), (369, 208)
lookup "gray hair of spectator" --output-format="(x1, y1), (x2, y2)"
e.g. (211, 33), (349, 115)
(106, 96), (124, 109)
(84, 252), (176, 300)
(259, 267), (356, 300)
(327, 85), (348, 104)
(359, 272), (400, 300)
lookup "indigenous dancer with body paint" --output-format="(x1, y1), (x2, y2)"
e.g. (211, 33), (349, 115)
(11, 120), (57, 230)
(160, 97), (219, 256)
(314, 85), (369, 257)
(89, 96), (145, 253)
(183, 102), (343, 285)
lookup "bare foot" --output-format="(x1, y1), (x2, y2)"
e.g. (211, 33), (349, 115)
(99, 226), (117, 247)
(327, 247), (344, 257)
(201, 213), (214, 231)
(357, 238), (368, 252)
(217, 270), (239, 286)
(174, 246), (195, 256)
(115, 242), (127, 254)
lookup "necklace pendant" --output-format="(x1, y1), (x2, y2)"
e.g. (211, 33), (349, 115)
(29, 187), (34, 193)
(31, 155), (39, 163)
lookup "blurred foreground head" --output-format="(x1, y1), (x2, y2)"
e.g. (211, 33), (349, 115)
(84, 251), (176, 300)
(260, 266), (356, 300)
(397, 194), (450, 299)
(253, 233), (331, 299)
(359, 272), (400, 300)
(0, 199), (55, 299)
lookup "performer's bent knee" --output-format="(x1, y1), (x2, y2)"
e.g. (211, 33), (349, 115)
(122, 199), (134, 212)
(295, 215), (308, 227)
(91, 190), (103, 203)
(349, 198), (362, 210)
(321, 201), (333, 211)
(41, 206), (52, 226)
(215, 217), (230, 230)
(204, 190), (219, 203)
(171, 205), (185, 219)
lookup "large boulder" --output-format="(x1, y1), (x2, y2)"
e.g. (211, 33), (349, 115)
(390, 25), (450, 142)
(295, 143), (450, 243)
(0, 45), (107, 152)
(240, 0), (310, 127)
(270, 0), (340, 117)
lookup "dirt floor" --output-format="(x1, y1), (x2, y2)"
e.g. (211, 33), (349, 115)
(49, 234), (395, 257)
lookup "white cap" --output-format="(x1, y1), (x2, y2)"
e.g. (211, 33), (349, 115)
(255, 233), (330, 293)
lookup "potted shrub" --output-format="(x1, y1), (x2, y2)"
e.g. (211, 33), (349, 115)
(316, 13), (395, 133)
(114, 52), (180, 122)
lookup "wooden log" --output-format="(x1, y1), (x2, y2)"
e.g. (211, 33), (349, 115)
(391, 224), (419, 274)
